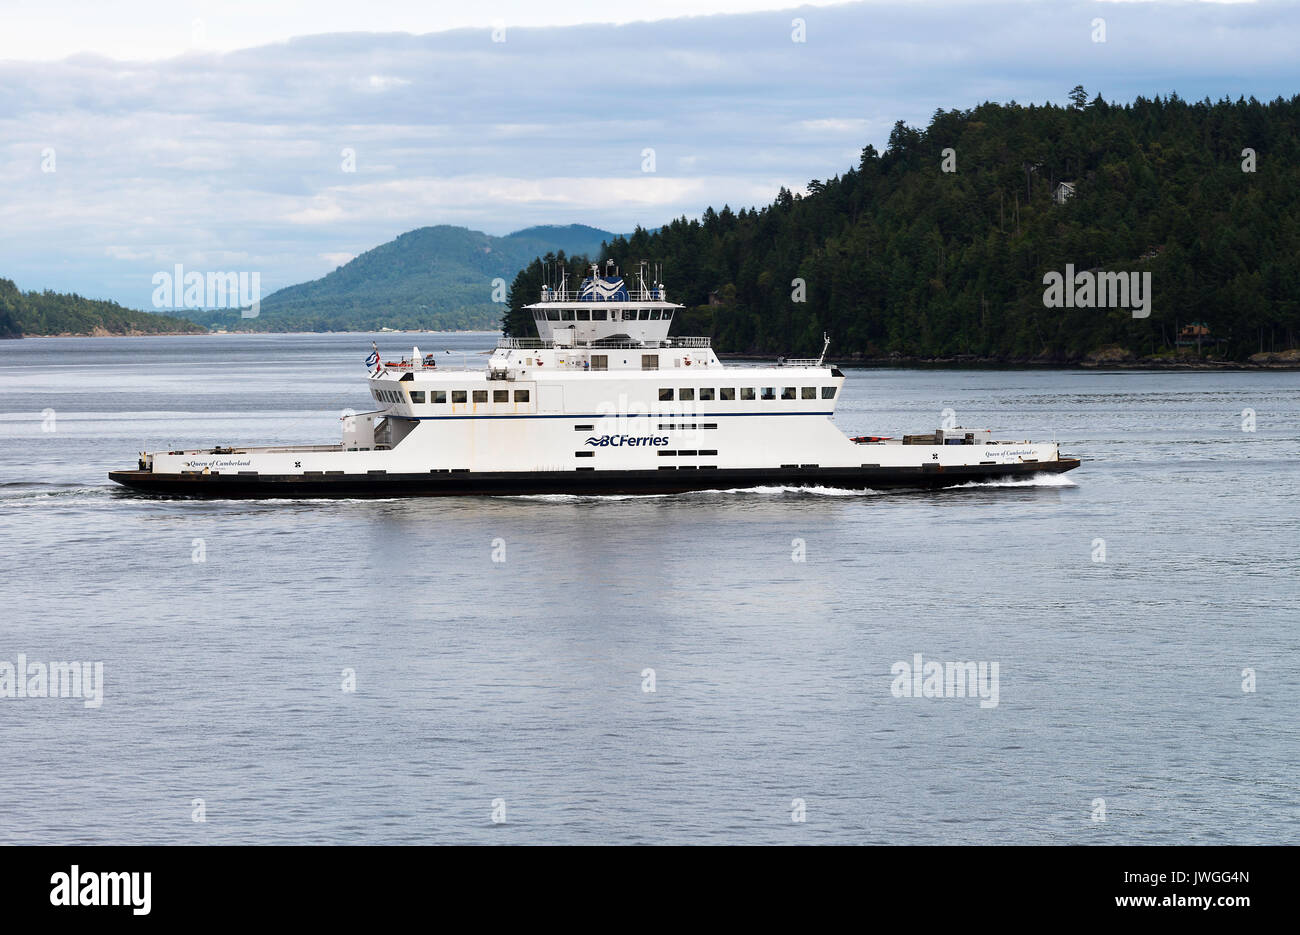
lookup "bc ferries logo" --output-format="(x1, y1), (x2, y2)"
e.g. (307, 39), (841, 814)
(578, 277), (629, 302)
(585, 435), (668, 447)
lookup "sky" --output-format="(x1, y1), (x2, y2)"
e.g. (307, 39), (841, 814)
(1, 0), (1297, 308)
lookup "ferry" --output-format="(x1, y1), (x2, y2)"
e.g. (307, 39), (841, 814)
(108, 265), (1079, 497)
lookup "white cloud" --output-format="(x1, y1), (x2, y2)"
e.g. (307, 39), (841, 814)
(1, 1), (1296, 305)
(798, 118), (872, 134)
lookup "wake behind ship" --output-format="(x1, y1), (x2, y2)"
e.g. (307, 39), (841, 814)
(109, 265), (1079, 497)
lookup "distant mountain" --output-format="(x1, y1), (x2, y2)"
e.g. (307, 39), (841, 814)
(0, 277), (204, 338)
(184, 223), (616, 332)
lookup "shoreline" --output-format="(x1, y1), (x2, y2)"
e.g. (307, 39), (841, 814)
(11, 331), (1298, 370)
(719, 353), (1300, 371)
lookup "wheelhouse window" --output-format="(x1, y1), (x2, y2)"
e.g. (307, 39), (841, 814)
(638, 309), (651, 320)
(740, 387), (756, 400)
(622, 310), (638, 321)
(781, 387), (796, 400)
(662, 309), (673, 319)
(473, 390), (488, 403)
(679, 388), (695, 401)
(561, 309), (575, 321)
(699, 388), (715, 401)
(719, 387), (735, 400)
(761, 387), (776, 400)
(592, 309), (608, 321)
(577, 309), (591, 321)
(410, 390), (425, 403)
(659, 388), (674, 401)
(649, 309), (662, 320)
(821, 386), (837, 399)
(546, 309), (561, 321)
(514, 390), (530, 402)
(493, 390), (509, 403)
(452, 390), (467, 403)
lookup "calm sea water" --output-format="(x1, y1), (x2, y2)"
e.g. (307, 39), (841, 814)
(0, 332), (1296, 845)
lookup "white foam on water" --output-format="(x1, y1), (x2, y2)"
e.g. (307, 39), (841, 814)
(951, 472), (1078, 489)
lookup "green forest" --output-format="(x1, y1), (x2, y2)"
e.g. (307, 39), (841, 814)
(505, 93), (1300, 362)
(0, 278), (204, 338)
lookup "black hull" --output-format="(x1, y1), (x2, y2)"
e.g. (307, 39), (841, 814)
(108, 459), (1080, 499)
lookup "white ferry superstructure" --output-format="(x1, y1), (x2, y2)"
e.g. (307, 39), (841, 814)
(109, 267), (1079, 496)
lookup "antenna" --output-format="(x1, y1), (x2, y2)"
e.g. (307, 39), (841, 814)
(817, 333), (831, 367)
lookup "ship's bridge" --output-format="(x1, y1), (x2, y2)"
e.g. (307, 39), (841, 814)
(525, 273), (681, 347)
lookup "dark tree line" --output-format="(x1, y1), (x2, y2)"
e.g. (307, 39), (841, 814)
(507, 94), (1300, 360)
(0, 277), (204, 337)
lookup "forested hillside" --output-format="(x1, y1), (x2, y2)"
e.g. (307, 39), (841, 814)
(0, 278), (204, 337)
(508, 94), (1300, 362)
(187, 224), (614, 332)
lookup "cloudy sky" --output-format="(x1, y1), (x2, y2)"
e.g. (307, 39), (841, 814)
(2, 0), (1297, 307)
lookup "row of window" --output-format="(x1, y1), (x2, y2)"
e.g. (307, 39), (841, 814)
(373, 388), (531, 405)
(373, 386), (834, 406)
(534, 308), (674, 322)
(658, 386), (836, 402)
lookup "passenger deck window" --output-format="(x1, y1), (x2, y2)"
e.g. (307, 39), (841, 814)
(493, 390), (509, 403)
(821, 386), (837, 399)
(452, 390), (467, 403)
(719, 387), (735, 400)
(473, 390), (488, 403)
(432, 390), (447, 404)
(679, 388), (695, 401)
(781, 387), (796, 400)
(659, 388), (674, 401)
(699, 388), (715, 400)
(801, 387), (817, 399)
(514, 390), (530, 402)
(410, 390), (425, 403)
(740, 387), (756, 400)
(761, 387), (776, 400)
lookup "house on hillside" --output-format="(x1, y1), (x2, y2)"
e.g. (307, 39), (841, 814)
(1053, 181), (1076, 205)
(1176, 322), (1212, 346)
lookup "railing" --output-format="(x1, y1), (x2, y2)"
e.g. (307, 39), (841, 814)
(777, 358), (823, 367)
(538, 287), (667, 302)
